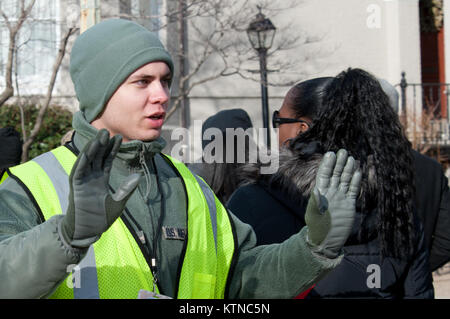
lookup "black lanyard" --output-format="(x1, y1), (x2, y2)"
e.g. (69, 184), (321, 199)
(114, 156), (166, 293)
(148, 157), (166, 290)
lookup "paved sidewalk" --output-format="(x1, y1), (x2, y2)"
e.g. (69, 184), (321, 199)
(433, 262), (450, 299)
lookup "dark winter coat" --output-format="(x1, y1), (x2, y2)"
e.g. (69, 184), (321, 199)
(0, 127), (22, 171)
(227, 147), (434, 298)
(227, 175), (308, 245)
(413, 150), (450, 271)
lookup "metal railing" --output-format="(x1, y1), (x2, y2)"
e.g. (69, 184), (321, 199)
(399, 72), (450, 149)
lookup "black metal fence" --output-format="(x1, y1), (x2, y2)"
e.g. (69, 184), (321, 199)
(398, 72), (450, 151)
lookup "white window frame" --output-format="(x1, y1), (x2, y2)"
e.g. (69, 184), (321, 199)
(0, 0), (61, 95)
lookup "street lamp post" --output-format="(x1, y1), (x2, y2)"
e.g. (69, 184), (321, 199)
(247, 7), (276, 149)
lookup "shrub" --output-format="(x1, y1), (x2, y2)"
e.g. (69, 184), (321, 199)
(0, 104), (73, 160)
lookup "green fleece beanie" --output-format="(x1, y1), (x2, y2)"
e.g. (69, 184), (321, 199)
(70, 19), (174, 123)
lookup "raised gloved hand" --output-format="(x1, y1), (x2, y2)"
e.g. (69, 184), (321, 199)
(305, 149), (362, 258)
(59, 129), (141, 249)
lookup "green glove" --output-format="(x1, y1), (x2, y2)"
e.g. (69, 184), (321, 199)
(305, 149), (362, 258)
(59, 129), (141, 249)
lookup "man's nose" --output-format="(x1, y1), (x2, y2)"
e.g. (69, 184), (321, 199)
(148, 81), (170, 105)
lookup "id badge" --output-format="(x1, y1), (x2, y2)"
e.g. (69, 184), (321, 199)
(137, 289), (172, 299)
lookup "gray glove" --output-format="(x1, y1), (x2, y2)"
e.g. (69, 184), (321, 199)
(305, 149), (362, 258)
(59, 129), (141, 249)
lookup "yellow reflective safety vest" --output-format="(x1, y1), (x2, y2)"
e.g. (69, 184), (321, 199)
(2, 146), (236, 299)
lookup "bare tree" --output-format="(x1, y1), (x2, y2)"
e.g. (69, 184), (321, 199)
(0, 0), (79, 161)
(164, 0), (307, 121)
(21, 26), (77, 161)
(116, 0), (312, 123)
(0, 0), (36, 106)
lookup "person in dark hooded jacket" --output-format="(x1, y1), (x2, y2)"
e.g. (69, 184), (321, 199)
(228, 69), (434, 298)
(0, 127), (22, 179)
(189, 108), (254, 204)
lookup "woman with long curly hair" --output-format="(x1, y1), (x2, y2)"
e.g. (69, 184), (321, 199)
(228, 68), (434, 298)
(294, 68), (416, 259)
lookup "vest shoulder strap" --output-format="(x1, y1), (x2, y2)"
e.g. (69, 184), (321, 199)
(6, 146), (76, 219)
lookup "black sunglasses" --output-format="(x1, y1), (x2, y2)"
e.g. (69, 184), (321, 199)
(272, 110), (310, 128)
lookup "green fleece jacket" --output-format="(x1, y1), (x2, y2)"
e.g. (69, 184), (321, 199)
(0, 112), (341, 299)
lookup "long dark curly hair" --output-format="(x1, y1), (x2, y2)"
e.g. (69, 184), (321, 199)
(290, 68), (416, 259)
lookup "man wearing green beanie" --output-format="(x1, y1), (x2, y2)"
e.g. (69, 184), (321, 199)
(0, 19), (361, 299)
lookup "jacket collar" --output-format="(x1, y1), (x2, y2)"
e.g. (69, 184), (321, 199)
(239, 144), (379, 243)
(258, 174), (309, 220)
(239, 146), (323, 199)
(71, 111), (166, 171)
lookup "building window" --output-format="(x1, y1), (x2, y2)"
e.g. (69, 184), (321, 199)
(0, 0), (59, 79)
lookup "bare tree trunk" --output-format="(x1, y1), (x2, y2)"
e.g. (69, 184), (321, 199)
(0, 0), (36, 107)
(21, 27), (77, 161)
(13, 45), (27, 142)
(178, 0), (189, 128)
(0, 32), (15, 106)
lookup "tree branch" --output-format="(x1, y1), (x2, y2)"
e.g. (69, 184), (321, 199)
(0, 0), (37, 107)
(21, 27), (77, 161)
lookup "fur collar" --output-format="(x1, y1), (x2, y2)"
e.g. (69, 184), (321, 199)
(239, 146), (323, 199)
(238, 144), (379, 243)
(239, 144), (372, 202)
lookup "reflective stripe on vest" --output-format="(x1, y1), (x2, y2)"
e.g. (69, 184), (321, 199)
(3, 146), (235, 299)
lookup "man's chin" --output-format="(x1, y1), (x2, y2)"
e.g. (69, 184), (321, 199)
(120, 130), (162, 143)
(141, 130), (162, 142)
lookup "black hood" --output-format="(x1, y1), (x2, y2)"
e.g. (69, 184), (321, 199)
(202, 108), (253, 150)
(0, 127), (22, 170)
